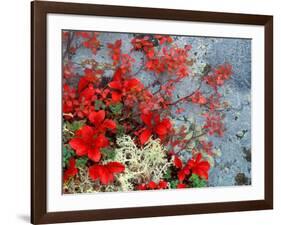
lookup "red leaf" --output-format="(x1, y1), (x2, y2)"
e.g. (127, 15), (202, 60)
(136, 184), (147, 190)
(63, 158), (78, 182)
(108, 81), (122, 90)
(174, 156), (183, 169)
(106, 162), (125, 173)
(155, 123), (168, 136)
(113, 68), (122, 81)
(158, 180), (168, 189)
(102, 119), (116, 130)
(147, 181), (157, 189)
(89, 162), (125, 185)
(139, 128), (152, 145)
(178, 170), (186, 181)
(93, 134), (110, 148)
(160, 118), (172, 130)
(69, 138), (88, 156)
(125, 78), (140, 89)
(80, 85), (95, 100)
(88, 148), (101, 162)
(89, 165), (102, 181)
(78, 77), (89, 93)
(177, 183), (187, 188)
(111, 91), (122, 102)
(88, 110), (105, 126)
(77, 125), (94, 143)
(187, 153), (210, 180)
(140, 112), (153, 127)
(100, 167), (114, 185)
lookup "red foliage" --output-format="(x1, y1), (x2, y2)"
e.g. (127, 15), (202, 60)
(154, 35), (173, 45)
(76, 32), (91, 39)
(173, 153), (210, 182)
(63, 84), (77, 115)
(108, 68), (143, 103)
(173, 156), (190, 182)
(107, 39), (122, 65)
(119, 54), (135, 74)
(190, 90), (207, 105)
(203, 112), (224, 136)
(69, 125), (110, 162)
(88, 110), (116, 133)
(204, 64), (233, 90)
(89, 162), (125, 185)
(177, 183), (187, 188)
(187, 153), (211, 180)
(83, 32), (100, 54)
(138, 112), (172, 144)
(136, 180), (168, 190)
(63, 158), (78, 182)
(131, 36), (154, 52)
(78, 68), (103, 93)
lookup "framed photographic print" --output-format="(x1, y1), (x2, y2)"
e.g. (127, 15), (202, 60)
(31, 1), (273, 224)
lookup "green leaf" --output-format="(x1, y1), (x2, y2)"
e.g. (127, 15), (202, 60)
(66, 120), (86, 132)
(116, 124), (125, 136)
(101, 148), (116, 160)
(109, 103), (123, 115)
(189, 174), (207, 188)
(169, 180), (179, 189)
(94, 100), (105, 110)
(63, 146), (75, 168)
(163, 168), (172, 180)
(76, 156), (88, 168)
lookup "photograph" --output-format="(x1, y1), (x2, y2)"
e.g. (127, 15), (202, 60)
(62, 30), (252, 194)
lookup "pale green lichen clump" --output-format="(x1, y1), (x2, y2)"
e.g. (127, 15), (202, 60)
(111, 135), (171, 191)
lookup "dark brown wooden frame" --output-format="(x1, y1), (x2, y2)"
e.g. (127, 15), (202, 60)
(31, 1), (273, 224)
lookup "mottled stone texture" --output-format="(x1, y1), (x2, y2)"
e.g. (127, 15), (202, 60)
(66, 31), (251, 187)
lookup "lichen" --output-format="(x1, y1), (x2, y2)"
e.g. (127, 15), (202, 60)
(108, 135), (171, 191)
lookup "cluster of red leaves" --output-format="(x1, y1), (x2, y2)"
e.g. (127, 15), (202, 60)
(69, 110), (116, 162)
(78, 68), (103, 93)
(204, 64), (233, 90)
(131, 35), (189, 78)
(189, 90), (207, 105)
(203, 112), (224, 136)
(154, 35), (173, 45)
(63, 158), (78, 182)
(107, 40), (136, 74)
(174, 153), (211, 182)
(83, 32), (101, 54)
(76, 32), (91, 39)
(107, 39), (122, 65)
(89, 162), (125, 185)
(131, 35), (155, 52)
(138, 112), (172, 145)
(145, 46), (190, 78)
(136, 180), (168, 190)
(108, 68), (143, 103)
(63, 84), (77, 116)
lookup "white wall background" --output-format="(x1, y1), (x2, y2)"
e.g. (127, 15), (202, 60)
(0, 0), (279, 224)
